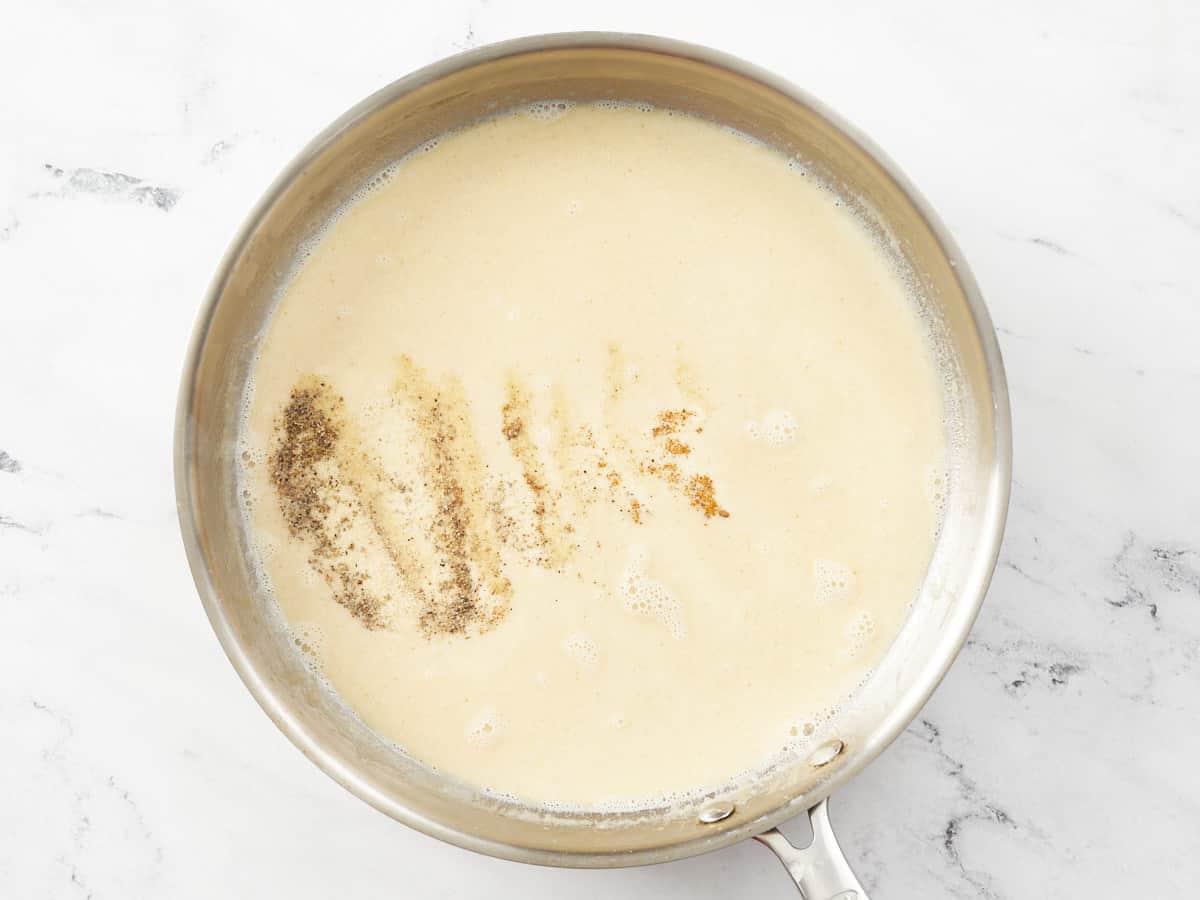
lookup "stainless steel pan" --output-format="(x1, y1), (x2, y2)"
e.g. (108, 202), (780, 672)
(175, 33), (1010, 898)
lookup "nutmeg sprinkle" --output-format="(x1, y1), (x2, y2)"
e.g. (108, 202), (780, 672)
(685, 474), (730, 519)
(651, 408), (695, 438)
(645, 409), (730, 520)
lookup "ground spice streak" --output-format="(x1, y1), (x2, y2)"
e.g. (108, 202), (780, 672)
(390, 357), (512, 636)
(645, 408), (730, 519)
(269, 381), (385, 629)
(415, 393), (485, 634)
(685, 474), (730, 519)
(266, 364), (731, 636)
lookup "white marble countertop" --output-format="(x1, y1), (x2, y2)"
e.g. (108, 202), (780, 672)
(3, 1), (1198, 897)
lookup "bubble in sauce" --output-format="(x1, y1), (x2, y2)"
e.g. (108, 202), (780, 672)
(290, 621), (327, 663)
(256, 537), (280, 564)
(466, 709), (505, 746)
(563, 631), (600, 668)
(813, 559), (856, 603)
(845, 609), (877, 658)
(525, 100), (575, 121)
(621, 546), (687, 639)
(925, 463), (949, 520)
(761, 409), (799, 446)
(744, 409), (798, 446)
(783, 710), (832, 754)
(786, 719), (817, 743)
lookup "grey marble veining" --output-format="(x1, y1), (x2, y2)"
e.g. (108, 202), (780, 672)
(2, 1), (1198, 897)
(37, 165), (181, 212)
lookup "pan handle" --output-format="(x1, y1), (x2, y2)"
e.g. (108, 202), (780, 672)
(753, 799), (869, 900)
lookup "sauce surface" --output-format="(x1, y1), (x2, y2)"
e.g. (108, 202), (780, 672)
(240, 103), (946, 807)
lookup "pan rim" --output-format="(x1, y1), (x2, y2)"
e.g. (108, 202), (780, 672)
(174, 30), (1012, 868)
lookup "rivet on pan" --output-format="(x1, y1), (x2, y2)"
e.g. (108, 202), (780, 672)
(807, 739), (845, 767)
(698, 800), (736, 824)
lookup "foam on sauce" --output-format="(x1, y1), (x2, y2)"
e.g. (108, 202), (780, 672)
(239, 101), (948, 809)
